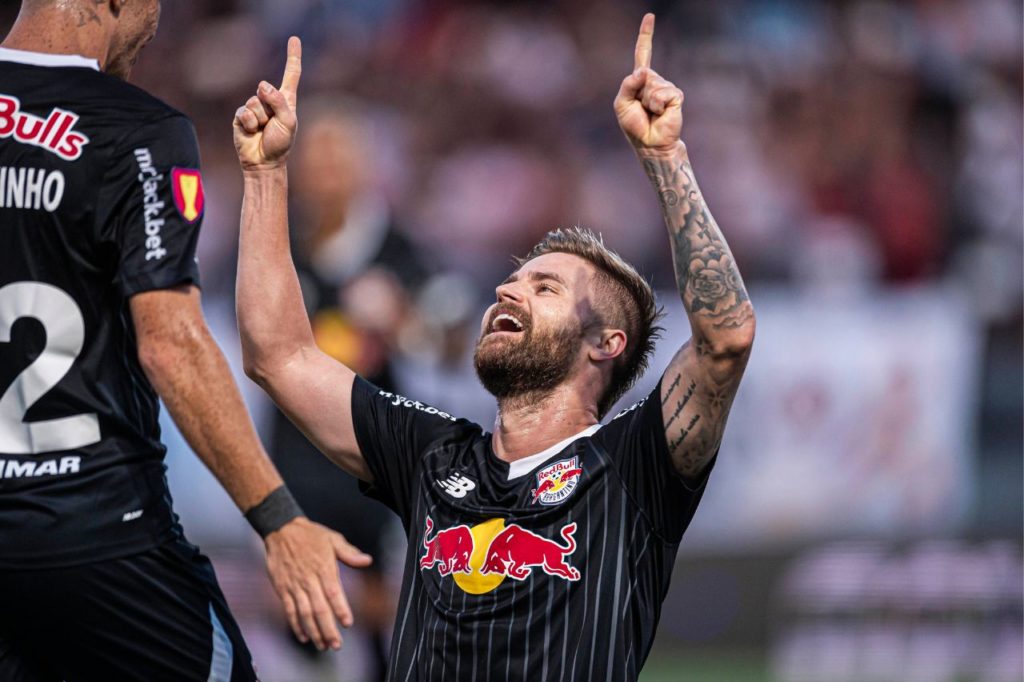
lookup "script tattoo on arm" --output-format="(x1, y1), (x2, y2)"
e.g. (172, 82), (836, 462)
(658, 345), (745, 480)
(645, 144), (755, 480)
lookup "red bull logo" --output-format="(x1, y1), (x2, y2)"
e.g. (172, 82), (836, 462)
(419, 516), (582, 593)
(530, 456), (583, 506)
(480, 522), (581, 581)
(0, 94), (89, 161)
(419, 517), (474, 576)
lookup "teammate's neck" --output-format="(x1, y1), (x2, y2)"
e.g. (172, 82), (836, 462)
(491, 384), (599, 463)
(2, 9), (111, 68)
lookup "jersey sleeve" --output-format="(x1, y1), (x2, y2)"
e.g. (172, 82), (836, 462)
(97, 114), (204, 297)
(594, 379), (715, 544)
(351, 376), (470, 524)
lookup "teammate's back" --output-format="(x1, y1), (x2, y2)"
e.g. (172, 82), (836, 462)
(0, 49), (205, 567)
(0, 5), (366, 678)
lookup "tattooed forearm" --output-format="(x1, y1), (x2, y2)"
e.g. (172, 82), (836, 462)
(641, 146), (752, 336)
(646, 144), (754, 480)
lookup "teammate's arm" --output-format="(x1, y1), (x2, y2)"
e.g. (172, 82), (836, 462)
(232, 39), (370, 481)
(130, 285), (370, 651)
(614, 14), (755, 481)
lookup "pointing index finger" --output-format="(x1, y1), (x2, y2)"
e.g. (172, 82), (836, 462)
(279, 36), (302, 109)
(634, 13), (655, 71)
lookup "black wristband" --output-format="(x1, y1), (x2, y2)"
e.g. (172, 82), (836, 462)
(245, 485), (304, 538)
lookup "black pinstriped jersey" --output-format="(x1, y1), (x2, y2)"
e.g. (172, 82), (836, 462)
(0, 49), (205, 567)
(352, 375), (713, 681)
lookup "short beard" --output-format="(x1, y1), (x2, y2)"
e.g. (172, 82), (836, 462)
(473, 319), (583, 409)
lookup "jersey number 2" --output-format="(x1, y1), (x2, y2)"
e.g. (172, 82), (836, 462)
(0, 282), (101, 454)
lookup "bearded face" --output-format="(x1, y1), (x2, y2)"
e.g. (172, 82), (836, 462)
(473, 301), (584, 401)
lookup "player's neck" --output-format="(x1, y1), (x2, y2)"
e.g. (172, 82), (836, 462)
(491, 384), (599, 463)
(2, 11), (110, 68)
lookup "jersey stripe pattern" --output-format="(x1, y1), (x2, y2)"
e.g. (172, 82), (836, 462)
(352, 376), (713, 681)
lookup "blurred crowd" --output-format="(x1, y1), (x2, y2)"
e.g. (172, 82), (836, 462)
(774, 540), (1023, 682)
(59, 0), (1011, 440)
(115, 0), (1020, 336)
(121, 0), (1023, 428)
(127, 1), (1021, 284)
(2, 0), (1019, 679)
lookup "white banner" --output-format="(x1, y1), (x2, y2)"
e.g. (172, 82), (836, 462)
(622, 286), (983, 550)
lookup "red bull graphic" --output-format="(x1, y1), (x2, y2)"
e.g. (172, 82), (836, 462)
(419, 517), (474, 576)
(420, 517), (582, 592)
(530, 456), (583, 506)
(480, 522), (581, 581)
(0, 94), (89, 161)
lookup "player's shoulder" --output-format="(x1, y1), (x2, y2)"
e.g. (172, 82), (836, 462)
(368, 383), (485, 445)
(106, 77), (185, 118)
(2, 58), (184, 117)
(589, 387), (662, 448)
(378, 387), (482, 429)
(86, 74), (193, 136)
(608, 391), (656, 425)
(0, 57), (195, 148)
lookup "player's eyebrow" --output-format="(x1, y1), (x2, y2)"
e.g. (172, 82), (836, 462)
(501, 270), (568, 287)
(527, 271), (568, 287)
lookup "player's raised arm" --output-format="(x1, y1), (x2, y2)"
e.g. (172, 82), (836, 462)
(614, 14), (755, 480)
(233, 38), (369, 480)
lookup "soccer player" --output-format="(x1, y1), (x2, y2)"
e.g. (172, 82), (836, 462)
(0, 1), (369, 679)
(235, 13), (754, 681)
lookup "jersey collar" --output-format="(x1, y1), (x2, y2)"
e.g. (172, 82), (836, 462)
(505, 424), (602, 481)
(0, 47), (100, 71)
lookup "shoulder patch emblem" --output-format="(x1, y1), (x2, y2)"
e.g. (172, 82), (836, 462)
(171, 167), (204, 223)
(531, 456), (583, 506)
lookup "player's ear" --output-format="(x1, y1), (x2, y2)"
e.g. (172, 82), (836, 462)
(588, 328), (627, 363)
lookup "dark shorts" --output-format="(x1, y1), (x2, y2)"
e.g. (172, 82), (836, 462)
(0, 539), (257, 682)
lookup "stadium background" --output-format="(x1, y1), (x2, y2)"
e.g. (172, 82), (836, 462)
(2, 0), (1021, 680)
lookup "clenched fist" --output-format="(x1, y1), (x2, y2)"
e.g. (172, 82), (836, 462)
(233, 36), (302, 171)
(614, 14), (684, 155)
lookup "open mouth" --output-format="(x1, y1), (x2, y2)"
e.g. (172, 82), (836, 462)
(489, 312), (525, 335)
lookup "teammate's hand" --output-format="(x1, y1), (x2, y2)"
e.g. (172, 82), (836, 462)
(233, 36), (302, 171)
(613, 14), (684, 155)
(263, 516), (373, 651)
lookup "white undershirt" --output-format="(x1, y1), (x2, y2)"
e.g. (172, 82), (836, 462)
(0, 47), (99, 71)
(505, 424), (602, 480)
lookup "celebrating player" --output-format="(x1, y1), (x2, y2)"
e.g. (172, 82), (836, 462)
(0, 1), (369, 679)
(235, 13), (754, 681)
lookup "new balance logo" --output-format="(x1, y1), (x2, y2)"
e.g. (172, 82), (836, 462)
(437, 473), (476, 499)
